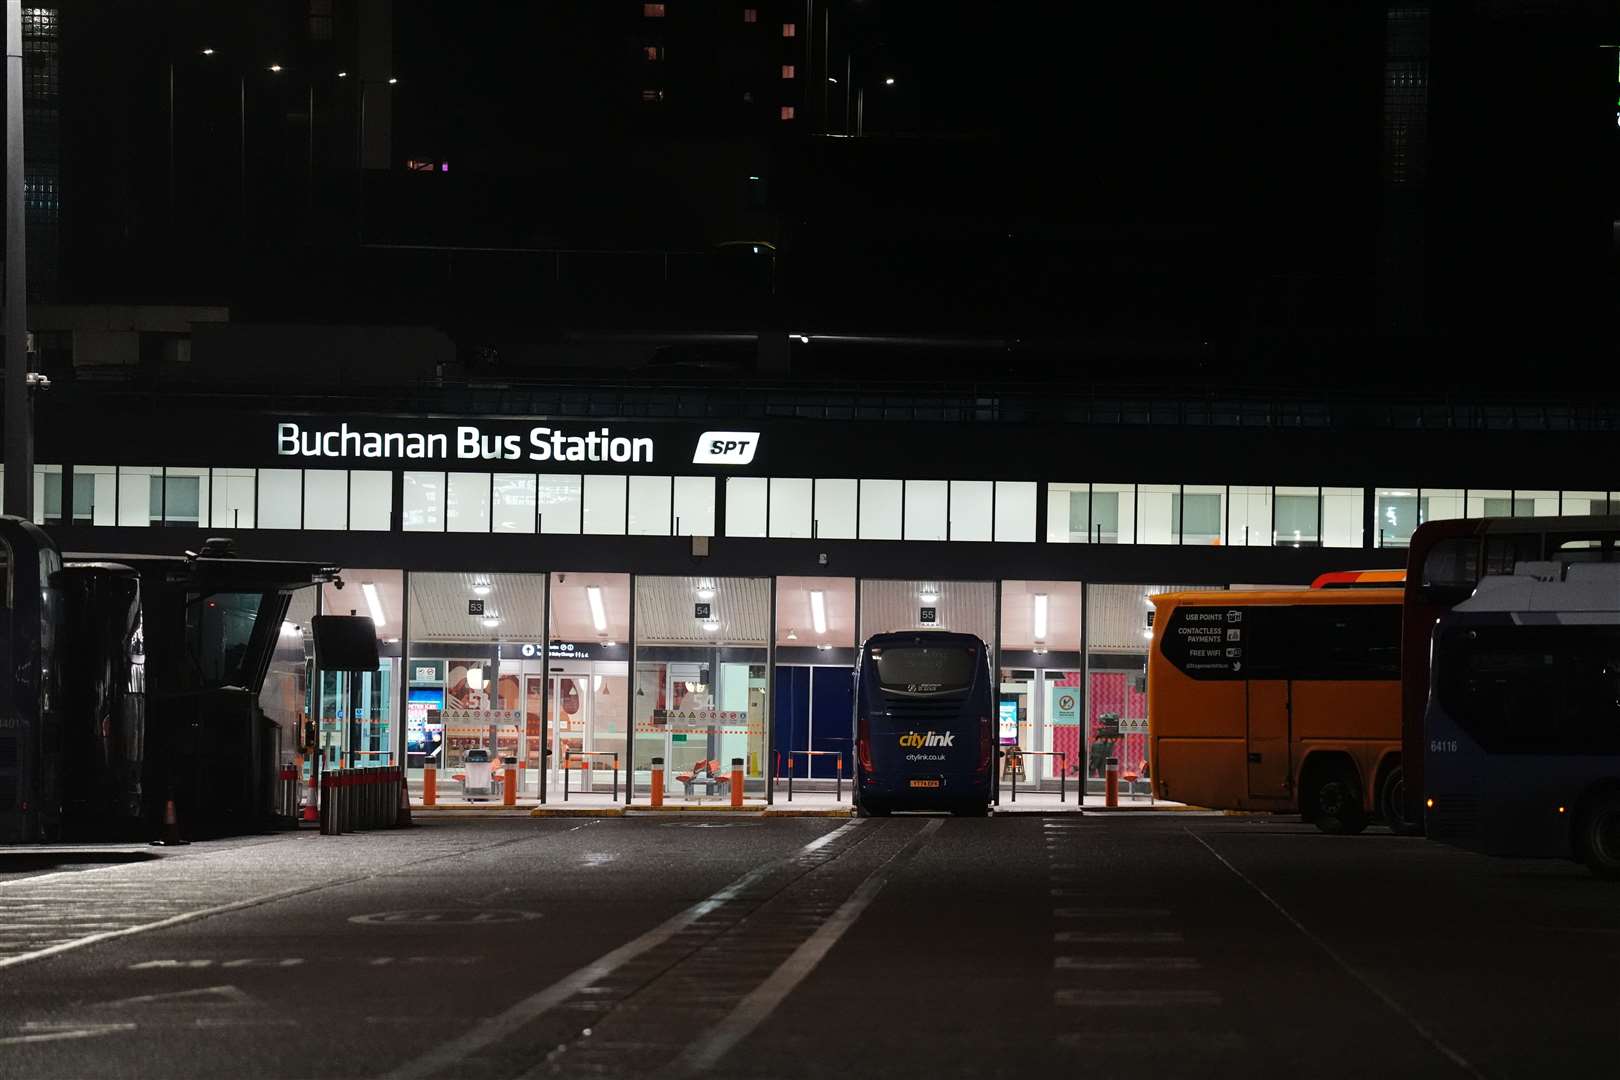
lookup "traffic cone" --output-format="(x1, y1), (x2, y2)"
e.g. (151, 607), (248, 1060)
(396, 770), (413, 828)
(151, 798), (189, 847)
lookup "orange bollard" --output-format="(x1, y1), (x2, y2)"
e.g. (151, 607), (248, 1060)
(650, 757), (664, 808)
(503, 764), (517, 806)
(730, 757), (744, 808)
(423, 765), (437, 807)
(1105, 756), (1119, 808)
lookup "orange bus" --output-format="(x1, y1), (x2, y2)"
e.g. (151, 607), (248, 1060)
(1148, 587), (1402, 833)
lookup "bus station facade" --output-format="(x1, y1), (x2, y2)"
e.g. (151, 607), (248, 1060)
(14, 384), (1620, 806)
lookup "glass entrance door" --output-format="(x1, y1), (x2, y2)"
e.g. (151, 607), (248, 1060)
(549, 672), (592, 790)
(318, 660), (397, 769)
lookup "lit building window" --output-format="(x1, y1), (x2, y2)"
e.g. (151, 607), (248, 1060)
(780, 105), (795, 120)
(743, 8), (757, 23)
(782, 22), (795, 37)
(642, 89), (665, 103)
(781, 64), (795, 79)
(643, 3), (666, 17)
(644, 45), (660, 61)
(406, 159), (436, 172)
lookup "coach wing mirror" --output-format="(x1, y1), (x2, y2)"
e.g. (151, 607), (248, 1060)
(312, 614), (381, 672)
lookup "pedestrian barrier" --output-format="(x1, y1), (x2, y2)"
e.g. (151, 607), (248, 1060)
(319, 766), (409, 835)
(775, 750), (844, 803)
(562, 751), (621, 803)
(1006, 750), (1068, 804)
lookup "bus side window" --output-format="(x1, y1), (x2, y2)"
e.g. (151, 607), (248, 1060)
(1290, 605), (1401, 681)
(1483, 534), (1539, 578)
(1422, 537), (1479, 591)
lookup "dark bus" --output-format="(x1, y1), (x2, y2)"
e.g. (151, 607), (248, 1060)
(1425, 563), (1620, 878)
(0, 516), (340, 843)
(1399, 514), (1620, 833)
(853, 630), (994, 817)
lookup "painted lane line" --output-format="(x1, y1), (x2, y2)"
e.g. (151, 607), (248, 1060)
(667, 818), (946, 1079)
(1054, 956), (1200, 971)
(1054, 930), (1183, 944)
(1053, 907), (1171, 919)
(1185, 827), (1484, 1079)
(0, 1023), (137, 1046)
(1056, 988), (1222, 1007)
(381, 820), (864, 1080)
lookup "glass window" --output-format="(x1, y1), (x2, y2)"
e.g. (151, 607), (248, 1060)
(1094, 483), (1137, 544)
(769, 477), (813, 538)
(303, 470), (347, 530)
(813, 478), (857, 539)
(350, 471), (392, 531)
(36, 465), (63, 525)
(725, 477), (768, 538)
(160, 467), (209, 528)
(1046, 482), (1089, 543)
(1375, 486), (1419, 547)
(1563, 491), (1613, 517)
(259, 469), (303, 529)
(1139, 483), (1179, 545)
(1274, 486), (1320, 547)
(537, 474), (582, 534)
(74, 465), (116, 525)
(859, 479), (902, 540)
(1464, 488), (1512, 519)
(673, 476), (716, 536)
(1229, 485), (1271, 547)
(402, 471), (444, 532)
(994, 481), (1037, 542)
(183, 591), (265, 689)
(904, 480), (948, 541)
(1177, 485), (1226, 545)
(210, 468), (255, 529)
(582, 474), (627, 534)
(1513, 490), (1559, 517)
(1419, 488), (1464, 525)
(627, 475), (672, 535)
(492, 473), (536, 533)
(949, 480), (993, 542)
(117, 466), (162, 526)
(446, 473), (491, 533)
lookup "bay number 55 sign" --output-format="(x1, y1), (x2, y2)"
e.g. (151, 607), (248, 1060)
(692, 431), (761, 466)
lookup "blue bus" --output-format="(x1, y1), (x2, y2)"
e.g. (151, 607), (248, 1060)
(853, 630), (994, 817)
(1424, 563), (1620, 878)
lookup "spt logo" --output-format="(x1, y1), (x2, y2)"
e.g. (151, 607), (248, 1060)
(692, 431), (761, 466)
(897, 731), (956, 749)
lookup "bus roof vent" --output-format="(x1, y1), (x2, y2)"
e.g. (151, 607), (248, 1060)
(1460, 565), (1620, 613)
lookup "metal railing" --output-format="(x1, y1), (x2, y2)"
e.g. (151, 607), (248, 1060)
(775, 750), (845, 803)
(562, 751), (621, 802)
(319, 766), (407, 835)
(1002, 749), (1069, 804)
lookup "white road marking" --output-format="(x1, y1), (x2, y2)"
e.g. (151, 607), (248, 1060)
(0, 1023), (137, 1046)
(1054, 906), (1171, 918)
(666, 819), (945, 1079)
(1055, 930), (1183, 944)
(1186, 828), (1484, 1078)
(1056, 988), (1222, 1007)
(1054, 956), (1200, 971)
(381, 820), (864, 1080)
(95, 985), (256, 1009)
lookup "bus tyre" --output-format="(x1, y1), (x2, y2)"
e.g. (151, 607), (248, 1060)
(1309, 765), (1368, 835)
(1579, 793), (1620, 880)
(1380, 765), (1421, 836)
(857, 799), (890, 818)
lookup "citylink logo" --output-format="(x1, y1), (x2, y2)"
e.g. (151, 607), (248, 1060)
(897, 731), (956, 749)
(692, 431), (761, 466)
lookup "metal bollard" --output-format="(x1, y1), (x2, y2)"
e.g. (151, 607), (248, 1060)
(836, 754), (843, 803)
(787, 756), (794, 802)
(650, 757), (664, 808)
(423, 764), (437, 807)
(730, 757), (744, 808)
(1105, 756), (1119, 808)
(504, 764), (517, 807)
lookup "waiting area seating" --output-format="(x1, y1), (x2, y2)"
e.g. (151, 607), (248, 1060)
(676, 759), (731, 797)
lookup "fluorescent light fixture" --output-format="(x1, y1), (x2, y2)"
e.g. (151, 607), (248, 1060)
(795, 333), (810, 344)
(201, 47), (215, 56)
(473, 583), (491, 597)
(361, 582), (386, 628)
(810, 590), (827, 635)
(603, 640), (618, 647)
(387, 76), (398, 85)
(587, 585), (608, 632)
(696, 585), (716, 601)
(1142, 628), (1154, 639)
(268, 63), (283, 72)
(884, 76), (895, 85)
(482, 616), (501, 629)
(1032, 593), (1048, 643)
(337, 70), (348, 78)
(702, 620), (721, 633)
(817, 642), (832, 651)
(918, 588), (939, 604)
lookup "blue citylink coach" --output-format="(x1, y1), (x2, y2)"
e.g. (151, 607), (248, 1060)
(854, 630), (994, 817)
(1424, 562), (1620, 879)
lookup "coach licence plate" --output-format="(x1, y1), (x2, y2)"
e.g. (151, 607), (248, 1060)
(909, 779), (942, 789)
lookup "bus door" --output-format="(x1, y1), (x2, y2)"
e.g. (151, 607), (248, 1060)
(1245, 679), (1291, 799)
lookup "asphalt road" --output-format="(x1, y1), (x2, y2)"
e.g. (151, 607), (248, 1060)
(0, 813), (1615, 1080)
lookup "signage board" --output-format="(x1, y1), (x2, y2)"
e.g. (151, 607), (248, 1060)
(694, 602), (712, 620)
(1051, 690), (1081, 727)
(468, 599), (485, 616)
(919, 607), (938, 625)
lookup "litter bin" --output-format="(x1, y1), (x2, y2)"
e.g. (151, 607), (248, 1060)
(463, 748), (494, 800)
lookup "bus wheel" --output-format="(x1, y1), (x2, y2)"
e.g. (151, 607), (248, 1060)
(1310, 766), (1368, 835)
(1380, 766), (1421, 836)
(1580, 794), (1620, 880)
(857, 800), (890, 818)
